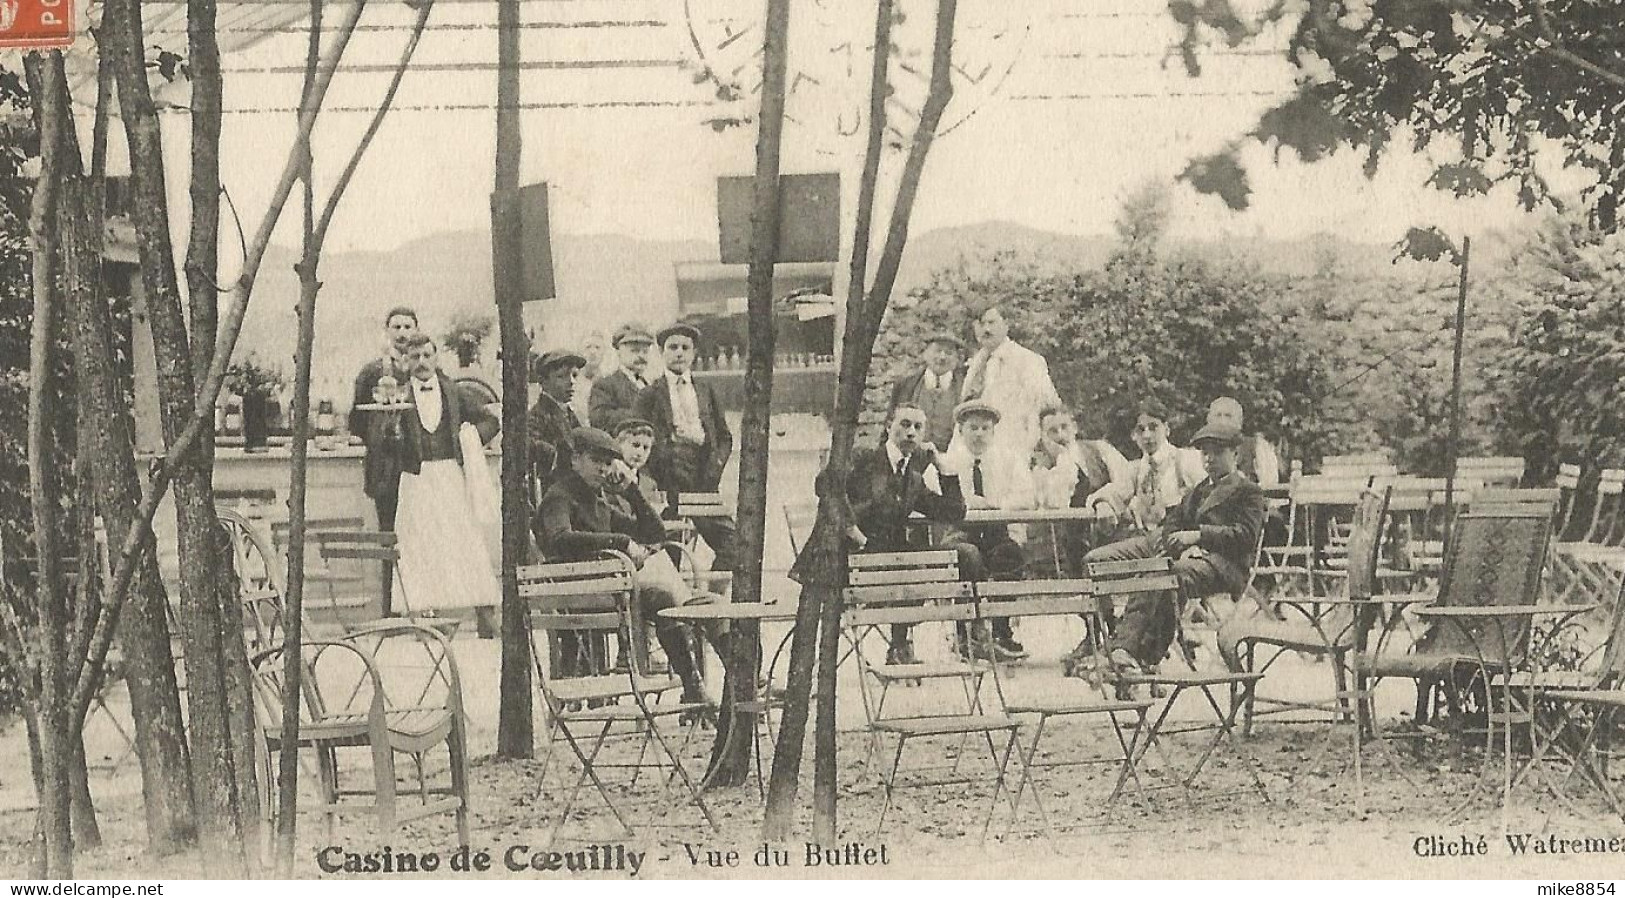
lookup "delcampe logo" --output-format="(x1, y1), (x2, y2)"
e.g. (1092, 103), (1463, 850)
(0, 0), (75, 49)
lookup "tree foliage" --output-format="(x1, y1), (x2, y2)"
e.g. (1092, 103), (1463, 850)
(1172, 0), (1625, 228)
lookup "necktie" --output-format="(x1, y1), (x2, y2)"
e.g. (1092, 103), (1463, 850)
(417, 382), (433, 392)
(896, 454), (910, 481)
(972, 458), (985, 498)
(1140, 452), (1164, 526)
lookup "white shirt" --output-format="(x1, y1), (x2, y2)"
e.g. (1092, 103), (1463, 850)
(885, 441), (942, 494)
(920, 369), (951, 391)
(942, 442), (1036, 511)
(411, 375), (442, 433)
(961, 339), (1062, 459)
(665, 370), (706, 444)
(1088, 441), (1205, 524)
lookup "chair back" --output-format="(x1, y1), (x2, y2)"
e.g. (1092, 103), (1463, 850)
(1421, 512), (1553, 664)
(674, 492), (730, 519)
(1465, 487), (1561, 518)
(1320, 453), (1397, 480)
(1085, 556), (1180, 603)
(518, 556), (641, 697)
(1345, 486), (1393, 601)
(1587, 469), (1625, 545)
(842, 550), (971, 627)
(1455, 456), (1525, 487)
(1554, 463), (1582, 539)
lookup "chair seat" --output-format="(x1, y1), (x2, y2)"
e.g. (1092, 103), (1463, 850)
(1495, 670), (1602, 690)
(873, 714), (1018, 736)
(1004, 697), (1152, 716)
(871, 661), (987, 681)
(559, 700), (710, 722)
(1546, 689), (1625, 709)
(1222, 618), (1349, 653)
(548, 674), (682, 703)
(272, 707), (453, 744)
(1122, 670), (1264, 687)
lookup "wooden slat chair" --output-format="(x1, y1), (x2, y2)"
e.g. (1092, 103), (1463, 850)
(841, 551), (1021, 839)
(309, 529), (457, 636)
(519, 555), (715, 840)
(1537, 575), (1625, 818)
(1456, 455), (1527, 487)
(1548, 464), (1590, 603)
(844, 551), (987, 725)
(248, 618), (470, 842)
(1098, 557), (1271, 804)
(972, 576), (1153, 834)
(1355, 511), (1554, 730)
(1557, 471), (1625, 598)
(1220, 486), (1400, 736)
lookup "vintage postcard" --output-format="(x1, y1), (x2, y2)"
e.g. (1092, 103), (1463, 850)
(2, 0), (1625, 883)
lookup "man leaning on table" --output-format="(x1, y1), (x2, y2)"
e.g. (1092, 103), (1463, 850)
(1083, 421), (1267, 676)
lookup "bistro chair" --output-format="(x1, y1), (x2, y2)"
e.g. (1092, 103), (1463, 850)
(1534, 575), (1625, 819)
(520, 553), (715, 840)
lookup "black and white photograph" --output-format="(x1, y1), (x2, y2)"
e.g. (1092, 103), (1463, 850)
(2, 0), (1625, 884)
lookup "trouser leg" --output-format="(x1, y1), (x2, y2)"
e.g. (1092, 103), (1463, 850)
(374, 491), (399, 617)
(1108, 553), (1228, 668)
(1083, 536), (1156, 638)
(694, 515), (737, 574)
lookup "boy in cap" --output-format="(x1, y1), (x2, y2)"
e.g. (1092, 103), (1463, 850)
(888, 331), (967, 450)
(591, 323), (658, 433)
(1205, 396), (1280, 486)
(942, 399), (1035, 660)
(1082, 422), (1267, 675)
(527, 349), (586, 502)
(534, 427), (713, 706)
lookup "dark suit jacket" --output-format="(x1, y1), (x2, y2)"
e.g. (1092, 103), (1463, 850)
(527, 391), (580, 497)
(588, 369), (649, 433)
(887, 365), (967, 447)
(534, 470), (666, 562)
(351, 355), (412, 500)
(394, 373), (501, 477)
(635, 373), (733, 491)
(849, 445), (967, 552)
(1162, 470), (1267, 595)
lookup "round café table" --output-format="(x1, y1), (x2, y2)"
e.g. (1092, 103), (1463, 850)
(1413, 602), (1595, 828)
(659, 600), (800, 793)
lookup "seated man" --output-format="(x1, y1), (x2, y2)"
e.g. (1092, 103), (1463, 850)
(1031, 404), (1132, 574)
(1082, 422), (1267, 675)
(1086, 402), (1204, 533)
(1206, 396), (1280, 486)
(944, 400), (1034, 661)
(809, 403), (971, 666)
(533, 426), (712, 705)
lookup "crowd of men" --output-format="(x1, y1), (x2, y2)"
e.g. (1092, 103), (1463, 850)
(350, 296), (1283, 686)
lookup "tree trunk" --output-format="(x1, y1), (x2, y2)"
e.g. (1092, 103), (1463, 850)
(708, 0), (790, 787)
(23, 48), (73, 878)
(494, 0), (534, 760)
(764, 0), (957, 840)
(102, 0), (247, 873)
(63, 171), (197, 854)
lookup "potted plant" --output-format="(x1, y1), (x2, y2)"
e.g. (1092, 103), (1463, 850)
(443, 308), (495, 369)
(224, 354), (287, 453)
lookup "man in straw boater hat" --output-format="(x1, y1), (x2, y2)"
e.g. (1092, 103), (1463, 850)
(534, 426), (718, 708)
(590, 322), (658, 433)
(888, 330), (968, 452)
(636, 322), (736, 574)
(1081, 421), (1267, 678)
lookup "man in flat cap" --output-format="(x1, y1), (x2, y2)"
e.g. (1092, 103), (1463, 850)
(637, 322), (736, 573)
(942, 399), (1036, 660)
(527, 349), (586, 503)
(533, 427), (713, 706)
(1082, 421), (1266, 677)
(590, 323), (657, 433)
(888, 331), (967, 451)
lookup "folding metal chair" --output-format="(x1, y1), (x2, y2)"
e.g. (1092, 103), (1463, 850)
(842, 558), (1022, 839)
(1536, 578), (1625, 819)
(973, 577), (1152, 835)
(521, 554), (715, 840)
(1101, 557), (1271, 805)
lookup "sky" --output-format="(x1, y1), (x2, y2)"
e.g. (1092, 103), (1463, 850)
(89, 0), (1541, 267)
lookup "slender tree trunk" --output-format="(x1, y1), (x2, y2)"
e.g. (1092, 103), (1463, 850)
(764, 0), (957, 840)
(64, 172), (197, 853)
(103, 0), (247, 872)
(23, 48), (73, 878)
(709, 0), (790, 787)
(494, 0), (534, 759)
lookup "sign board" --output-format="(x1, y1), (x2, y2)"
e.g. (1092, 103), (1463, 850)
(717, 172), (840, 265)
(519, 181), (556, 302)
(0, 0), (74, 48)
